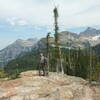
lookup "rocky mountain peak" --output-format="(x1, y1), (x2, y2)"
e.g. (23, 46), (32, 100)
(80, 27), (100, 37)
(86, 27), (96, 31)
(27, 38), (37, 42)
(0, 38), (38, 66)
(1, 27), (100, 66)
(15, 39), (24, 45)
(15, 38), (37, 46)
(15, 39), (23, 42)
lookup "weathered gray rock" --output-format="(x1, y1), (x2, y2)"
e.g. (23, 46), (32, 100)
(0, 38), (38, 66)
(80, 27), (100, 37)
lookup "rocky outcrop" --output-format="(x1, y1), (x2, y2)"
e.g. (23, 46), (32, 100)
(80, 27), (100, 37)
(0, 71), (100, 100)
(79, 27), (100, 46)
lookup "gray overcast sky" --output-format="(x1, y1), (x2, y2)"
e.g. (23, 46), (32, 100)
(0, 0), (100, 27)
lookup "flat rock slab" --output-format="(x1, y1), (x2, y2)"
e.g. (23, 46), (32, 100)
(0, 71), (100, 100)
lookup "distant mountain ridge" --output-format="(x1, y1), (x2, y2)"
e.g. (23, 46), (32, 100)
(33, 27), (100, 49)
(80, 27), (100, 37)
(0, 38), (38, 66)
(1, 27), (100, 66)
(79, 27), (100, 46)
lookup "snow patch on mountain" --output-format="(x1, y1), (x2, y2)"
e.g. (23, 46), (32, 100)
(92, 35), (100, 41)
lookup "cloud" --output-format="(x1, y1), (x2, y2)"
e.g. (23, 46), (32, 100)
(0, 0), (100, 27)
(0, 0), (100, 50)
(7, 17), (28, 26)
